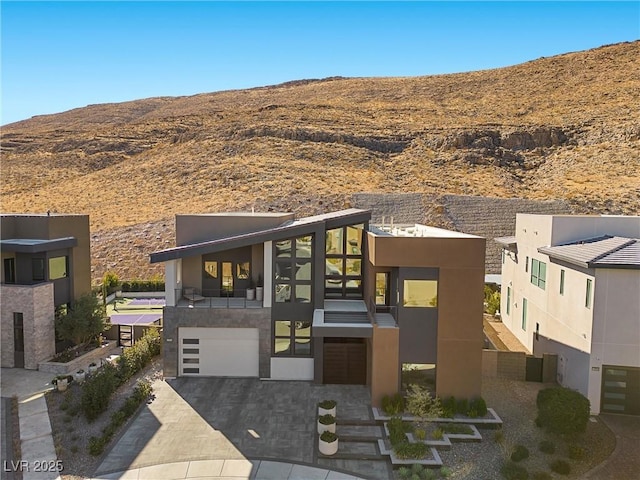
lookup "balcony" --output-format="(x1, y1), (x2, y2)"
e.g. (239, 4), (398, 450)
(175, 288), (264, 309)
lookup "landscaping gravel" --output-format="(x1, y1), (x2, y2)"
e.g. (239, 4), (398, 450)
(46, 359), (162, 480)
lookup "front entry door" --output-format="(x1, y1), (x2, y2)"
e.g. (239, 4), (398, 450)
(221, 262), (234, 296)
(14, 313), (25, 368)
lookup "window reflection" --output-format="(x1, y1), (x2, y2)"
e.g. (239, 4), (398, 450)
(204, 261), (218, 278)
(403, 280), (438, 307)
(326, 228), (343, 254)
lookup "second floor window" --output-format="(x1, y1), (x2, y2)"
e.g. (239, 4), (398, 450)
(530, 259), (546, 290)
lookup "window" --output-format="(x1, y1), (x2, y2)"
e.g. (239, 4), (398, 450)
(48, 256), (68, 280)
(522, 298), (528, 330)
(501, 249), (506, 264)
(506, 287), (511, 315)
(204, 261), (218, 278)
(375, 272), (390, 306)
(530, 259), (546, 290)
(560, 269), (565, 295)
(273, 320), (312, 356)
(3, 258), (16, 284)
(32, 258), (45, 281)
(525, 256), (529, 273)
(403, 280), (438, 308)
(586, 279), (593, 308)
(325, 224), (364, 299)
(236, 262), (250, 280)
(275, 235), (313, 303)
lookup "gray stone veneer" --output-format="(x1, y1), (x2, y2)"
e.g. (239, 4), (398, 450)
(1, 283), (55, 369)
(162, 306), (272, 378)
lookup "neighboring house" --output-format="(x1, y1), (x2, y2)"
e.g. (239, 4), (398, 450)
(1, 214), (91, 369)
(150, 209), (486, 405)
(496, 214), (640, 415)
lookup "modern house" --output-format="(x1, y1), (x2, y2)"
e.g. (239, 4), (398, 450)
(496, 214), (640, 415)
(1, 214), (91, 369)
(150, 209), (486, 404)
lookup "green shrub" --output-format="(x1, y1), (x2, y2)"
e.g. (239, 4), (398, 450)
(538, 440), (555, 454)
(431, 428), (444, 440)
(120, 278), (165, 292)
(485, 285), (501, 314)
(319, 399), (336, 410)
(455, 398), (469, 415)
(320, 430), (337, 442)
(536, 387), (590, 435)
(382, 392), (405, 415)
(441, 396), (456, 418)
(406, 384), (443, 418)
(318, 414), (336, 425)
(439, 466), (452, 478)
(411, 474), (421, 480)
(494, 429), (504, 443)
(393, 441), (428, 460)
(550, 459), (571, 475)
(398, 467), (412, 480)
(510, 445), (530, 462)
(532, 473), (552, 480)
(88, 436), (106, 456)
(442, 423), (473, 434)
(414, 428), (427, 440)
(423, 468), (437, 480)
(81, 363), (119, 421)
(102, 271), (120, 294)
(501, 461), (529, 480)
(567, 443), (586, 460)
(118, 328), (161, 382)
(468, 396), (488, 417)
(388, 416), (413, 446)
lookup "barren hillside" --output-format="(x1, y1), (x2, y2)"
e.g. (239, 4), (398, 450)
(1, 41), (639, 282)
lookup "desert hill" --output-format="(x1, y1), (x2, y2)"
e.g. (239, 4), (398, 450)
(1, 41), (639, 282)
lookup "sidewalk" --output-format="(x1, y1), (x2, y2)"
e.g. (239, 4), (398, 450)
(1, 368), (60, 480)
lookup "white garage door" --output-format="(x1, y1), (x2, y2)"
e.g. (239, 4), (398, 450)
(178, 327), (259, 377)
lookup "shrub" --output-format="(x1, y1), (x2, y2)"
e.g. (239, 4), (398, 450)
(81, 363), (119, 421)
(442, 423), (473, 434)
(567, 443), (586, 460)
(102, 271), (120, 294)
(455, 398), (469, 415)
(439, 466), (452, 478)
(441, 396), (456, 418)
(532, 473), (552, 480)
(398, 467), (412, 480)
(431, 428), (444, 440)
(510, 445), (530, 462)
(55, 294), (110, 346)
(423, 468), (437, 480)
(550, 459), (571, 475)
(318, 414), (335, 425)
(393, 441), (428, 460)
(538, 440), (555, 454)
(320, 430), (337, 443)
(536, 387), (590, 435)
(387, 416), (413, 446)
(118, 328), (161, 382)
(485, 285), (501, 314)
(468, 396), (488, 417)
(501, 461), (529, 480)
(88, 436), (107, 456)
(406, 384), (443, 418)
(414, 427), (427, 440)
(494, 429), (504, 443)
(319, 399), (336, 410)
(382, 392), (405, 415)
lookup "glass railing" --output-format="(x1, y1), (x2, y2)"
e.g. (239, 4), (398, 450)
(175, 288), (264, 309)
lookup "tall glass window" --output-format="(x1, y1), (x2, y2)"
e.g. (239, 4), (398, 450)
(506, 287), (511, 315)
(586, 279), (593, 308)
(273, 320), (312, 356)
(48, 256), (68, 280)
(403, 280), (438, 308)
(275, 235), (313, 303)
(522, 298), (528, 330)
(530, 259), (546, 290)
(325, 224), (364, 299)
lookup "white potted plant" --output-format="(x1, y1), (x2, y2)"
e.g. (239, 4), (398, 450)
(319, 431), (339, 456)
(317, 414), (336, 434)
(246, 279), (256, 300)
(74, 369), (86, 384)
(318, 399), (337, 417)
(256, 275), (264, 302)
(88, 362), (98, 375)
(53, 375), (69, 392)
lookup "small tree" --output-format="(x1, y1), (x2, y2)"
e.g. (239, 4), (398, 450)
(56, 293), (110, 346)
(484, 285), (501, 314)
(102, 271), (120, 294)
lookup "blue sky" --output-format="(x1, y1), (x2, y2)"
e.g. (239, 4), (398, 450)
(1, 1), (638, 125)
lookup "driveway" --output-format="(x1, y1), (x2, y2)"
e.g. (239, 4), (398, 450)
(95, 377), (382, 478)
(584, 413), (640, 480)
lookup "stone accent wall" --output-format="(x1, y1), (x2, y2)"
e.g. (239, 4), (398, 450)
(1, 283), (55, 369)
(162, 307), (272, 378)
(352, 193), (573, 274)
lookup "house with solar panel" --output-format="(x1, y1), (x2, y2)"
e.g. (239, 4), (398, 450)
(496, 214), (640, 415)
(150, 208), (486, 405)
(0, 213), (91, 369)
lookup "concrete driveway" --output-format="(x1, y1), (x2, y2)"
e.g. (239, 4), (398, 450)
(95, 377), (378, 477)
(584, 413), (640, 480)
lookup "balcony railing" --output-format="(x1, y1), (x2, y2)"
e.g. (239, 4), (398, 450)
(175, 288), (264, 309)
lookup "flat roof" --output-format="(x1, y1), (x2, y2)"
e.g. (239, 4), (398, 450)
(370, 224), (482, 239)
(538, 236), (640, 269)
(0, 237), (78, 253)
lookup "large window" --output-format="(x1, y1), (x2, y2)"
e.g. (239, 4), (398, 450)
(273, 320), (312, 356)
(325, 225), (364, 298)
(506, 286), (511, 315)
(522, 298), (528, 330)
(32, 258), (45, 281)
(375, 272), (390, 306)
(48, 256), (68, 280)
(3, 258), (16, 284)
(275, 235), (313, 303)
(403, 280), (438, 308)
(530, 259), (546, 290)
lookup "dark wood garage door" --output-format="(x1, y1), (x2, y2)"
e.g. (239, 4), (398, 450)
(323, 338), (367, 385)
(601, 365), (640, 415)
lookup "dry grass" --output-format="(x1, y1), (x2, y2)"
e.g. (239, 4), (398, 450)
(1, 41), (639, 282)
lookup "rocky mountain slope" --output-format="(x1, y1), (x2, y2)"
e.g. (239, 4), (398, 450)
(1, 41), (639, 282)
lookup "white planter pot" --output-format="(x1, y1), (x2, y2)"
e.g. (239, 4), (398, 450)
(319, 406), (336, 417)
(319, 437), (338, 456)
(56, 378), (68, 392)
(74, 371), (86, 384)
(256, 287), (264, 301)
(246, 288), (256, 300)
(88, 364), (98, 375)
(317, 420), (336, 434)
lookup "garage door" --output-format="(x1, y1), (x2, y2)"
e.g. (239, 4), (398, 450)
(179, 327), (259, 377)
(601, 365), (640, 415)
